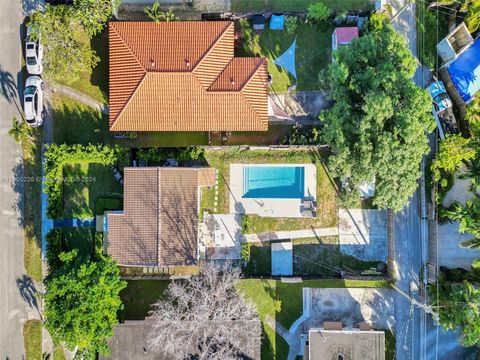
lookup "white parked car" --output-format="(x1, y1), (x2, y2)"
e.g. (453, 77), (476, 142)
(24, 76), (44, 127)
(25, 26), (43, 75)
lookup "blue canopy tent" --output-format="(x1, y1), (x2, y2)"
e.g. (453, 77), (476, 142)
(447, 36), (480, 103)
(270, 14), (285, 30)
(273, 37), (297, 90)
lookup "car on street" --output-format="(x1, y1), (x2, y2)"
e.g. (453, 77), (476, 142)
(427, 80), (458, 139)
(24, 76), (44, 127)
(25, 25), (43, 75)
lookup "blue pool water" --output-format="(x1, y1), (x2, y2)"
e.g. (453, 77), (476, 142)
(243, 166), (305, 199)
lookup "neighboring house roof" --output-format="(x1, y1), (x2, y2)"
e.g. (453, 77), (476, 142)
(102, 319), (262, 360)
(108, 21), (269, 132)
(447, 36), (480, 103)
(106, 167), (215, 267)
(307, 328), (385, 360)
(334, 27), (359, 45)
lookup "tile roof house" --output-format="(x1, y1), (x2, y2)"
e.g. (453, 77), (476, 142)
(105, 167), (216, 267)
(109, 21), (269, 132)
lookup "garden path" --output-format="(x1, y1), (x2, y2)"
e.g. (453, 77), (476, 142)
(50, 82), (109, 115)
(244, 227), (338, 242)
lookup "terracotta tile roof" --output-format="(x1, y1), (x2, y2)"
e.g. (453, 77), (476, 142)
(107, 167), (214, 267)
(109, 21), (268, 132)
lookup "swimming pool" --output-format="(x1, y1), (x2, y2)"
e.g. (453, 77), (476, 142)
(242, 166), (305, 199)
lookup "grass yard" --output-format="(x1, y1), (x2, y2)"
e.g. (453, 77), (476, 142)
(292, 236), (383, 276)
(23, 320), (42, 360)
(211, 124), (293, 146)
(236, 278), (390, 359)
(57, 31), (109, 104)
(63, 163), (122, 219)
(22, 130), (42, 282)
(237, 19), (332, 92)
(201, 148), (338, 232)
(120, 280), (170, 320)
(53, 345), (67, 360)
(231, 0), (374, 12)
(243, 242), (272, 276)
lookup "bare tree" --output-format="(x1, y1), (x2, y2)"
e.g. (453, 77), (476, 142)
(147, 263), (261, 360)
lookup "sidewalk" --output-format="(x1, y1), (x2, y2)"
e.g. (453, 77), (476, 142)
(244, 227), (338, 242)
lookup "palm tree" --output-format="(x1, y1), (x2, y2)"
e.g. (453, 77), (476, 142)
(144, 3), (178, 23)
(459, 157), (480, 193)
(444, 198), (480, 249)
(8, 117), (33, 144)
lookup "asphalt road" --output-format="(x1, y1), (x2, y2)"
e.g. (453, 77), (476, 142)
(0, 0), (30, 358)
(388, 1), (471, 359)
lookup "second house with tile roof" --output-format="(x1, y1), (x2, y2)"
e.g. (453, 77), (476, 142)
(108, 21), (269, 132)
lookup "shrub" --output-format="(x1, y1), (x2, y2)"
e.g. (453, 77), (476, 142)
(307, 1), (332, 25)
(46, 229), (64, 273)
(284, 123), (319, 145)
(431, 134), (476, 181)
(241, 215), (250, 234)
(241, 242), (251, 261)
(285, 16), (298, 35)
(44, 144), (124, 219)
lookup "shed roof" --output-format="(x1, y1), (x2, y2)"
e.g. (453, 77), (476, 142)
(108, 21), (269, 132)
(334, 27), (359, 44)
(107, 167), (215, 267)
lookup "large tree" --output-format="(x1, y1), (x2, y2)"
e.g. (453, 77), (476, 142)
(44, 250), (126, 357)
(430, 279), (480, 347)
(147, 263), (261, 360)
(74, 0), (120, 36)
(28, 5), (98, 83)
(321, 25), (435, 211)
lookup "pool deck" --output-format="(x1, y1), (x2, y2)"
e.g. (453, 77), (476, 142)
(229, 163), (317, 218)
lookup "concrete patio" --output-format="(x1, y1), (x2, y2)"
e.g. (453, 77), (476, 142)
(198, 214), (242, 260)
(338, 209), (388, 262)
(229, 163), (316, 218)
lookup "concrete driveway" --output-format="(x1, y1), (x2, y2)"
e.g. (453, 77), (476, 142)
(338, 209), (388, 262)
(307, 288), (396, 330)
(437, 222), (480, 270)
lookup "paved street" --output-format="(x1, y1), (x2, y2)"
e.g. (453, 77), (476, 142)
(0, 0), (29, 358)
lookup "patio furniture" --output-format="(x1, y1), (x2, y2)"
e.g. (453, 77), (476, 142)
(323, 321), (343, 331)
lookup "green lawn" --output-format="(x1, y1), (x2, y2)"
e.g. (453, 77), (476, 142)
(201, 148), (338, 232)
(63, 163), (123, 219)
(22, 130), (43, 282)
(120, 280), (170, 320)
(231, 0), (374, 12)
(243, 242), (272, 276)
(57, 30), (109, 104)
(59, 228), (96, 262)
(53, 345), (67, 360)
(23, 320), (42, 360)
(237, 19), (332, 92)
(52, 94), (209, 147)
(236, 278), (390, 359)
(292, 236), (383, 276)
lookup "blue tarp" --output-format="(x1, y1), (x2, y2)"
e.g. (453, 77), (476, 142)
(270, 14), (284, 30)
(273, 37), (297, 80)
(447, 37), (480, 103)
